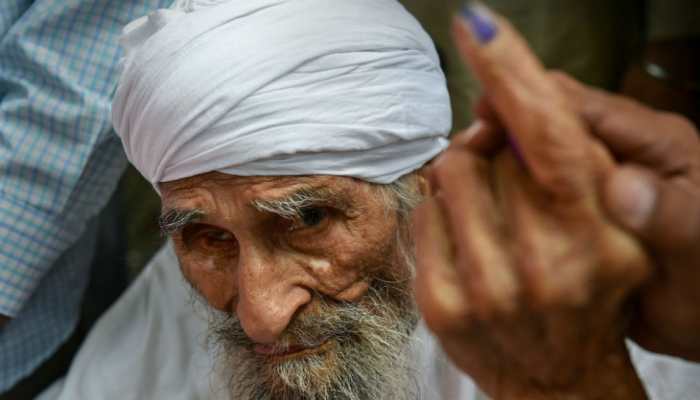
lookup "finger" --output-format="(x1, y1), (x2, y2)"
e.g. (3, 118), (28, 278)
(551, 70), (655, 120)
(427, 120), (504, 195)
(496, 150), (647, 308)
(429, 120), (504, 191)
(453, 5), (605, 199)
(493, 150), (591, 306)
(449, 119), (506, 156)
(431, 148), (518, 317)
(552, 71), (700, 179)
(604, 165), (700, 254)
(412, 196), (470, 335)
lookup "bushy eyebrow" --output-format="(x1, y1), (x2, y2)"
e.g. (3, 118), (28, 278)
(252, 186), (340, 219)
(159, 208), (205, 236)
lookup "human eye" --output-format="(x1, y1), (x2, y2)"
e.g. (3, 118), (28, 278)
(289, 206), (329, 232)
(182, 224), (237, 252)
(203, 229), (234, 243)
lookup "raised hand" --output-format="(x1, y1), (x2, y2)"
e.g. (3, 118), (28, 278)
(412, 5), (650, 398)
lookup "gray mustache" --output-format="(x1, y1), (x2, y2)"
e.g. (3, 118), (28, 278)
(209, 295), (370, 352)
(204, 278), (421, 400)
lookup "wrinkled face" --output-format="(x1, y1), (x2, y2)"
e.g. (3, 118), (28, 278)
(160, 172), (421, 400)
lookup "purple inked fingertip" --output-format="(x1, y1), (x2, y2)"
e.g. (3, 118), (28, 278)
(460, 2), (498, 44)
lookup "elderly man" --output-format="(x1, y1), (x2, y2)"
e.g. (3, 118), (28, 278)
(41, 1), (700, 399)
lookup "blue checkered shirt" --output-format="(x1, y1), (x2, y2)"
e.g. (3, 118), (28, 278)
(0, 0), (171, 391)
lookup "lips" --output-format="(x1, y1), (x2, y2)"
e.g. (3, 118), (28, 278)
(253, 339), (331, 358)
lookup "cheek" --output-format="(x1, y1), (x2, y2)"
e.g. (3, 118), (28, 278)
(299, 213), (403, 301)
(301, 253), (370, 301)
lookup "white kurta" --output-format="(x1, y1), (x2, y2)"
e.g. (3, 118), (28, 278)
(39, 243), (700, 400)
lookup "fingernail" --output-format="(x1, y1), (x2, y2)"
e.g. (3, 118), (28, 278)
(609, 170), (656, 230)
(460, 2), (498, 44)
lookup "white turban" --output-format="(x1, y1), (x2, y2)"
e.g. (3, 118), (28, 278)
(113, 0), (451, 187)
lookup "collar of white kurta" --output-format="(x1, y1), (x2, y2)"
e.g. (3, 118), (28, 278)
(112, 0), (451, 188)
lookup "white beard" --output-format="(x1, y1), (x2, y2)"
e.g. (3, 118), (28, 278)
(205, 282), (421, 400)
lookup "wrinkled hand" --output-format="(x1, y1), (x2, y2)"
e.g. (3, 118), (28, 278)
(413, 7), (649, 399)
(553, 73), (700, 361)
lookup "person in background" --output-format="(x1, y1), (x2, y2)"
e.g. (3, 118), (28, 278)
(0, 1), (170, 398)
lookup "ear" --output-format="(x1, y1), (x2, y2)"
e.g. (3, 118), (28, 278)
(415, 166), (433, 197)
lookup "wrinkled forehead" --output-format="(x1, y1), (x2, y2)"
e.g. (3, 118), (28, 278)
(159, 172), (373, 211)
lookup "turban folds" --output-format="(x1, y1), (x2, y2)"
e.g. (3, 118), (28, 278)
(113, 0), (452, 187)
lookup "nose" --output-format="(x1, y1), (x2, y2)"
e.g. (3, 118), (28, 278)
(235, 248), (311, 344)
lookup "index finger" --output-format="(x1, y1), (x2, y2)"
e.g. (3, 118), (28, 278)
(453, 4), (610, 198)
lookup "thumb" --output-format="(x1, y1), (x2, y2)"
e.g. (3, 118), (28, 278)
(604, 166), (700, 253)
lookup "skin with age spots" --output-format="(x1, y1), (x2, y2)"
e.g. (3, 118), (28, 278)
(307, 258), (331, 273)
(160, 172), (408, 345)
(160, 172), (424, 400)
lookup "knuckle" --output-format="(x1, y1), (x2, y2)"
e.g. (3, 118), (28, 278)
(422, 299), (471, 335)
(520, 255), (593, 310)
(594, 230), (651, 288)
(415, 270), (471, 335)
(463, 267), (520, 320)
